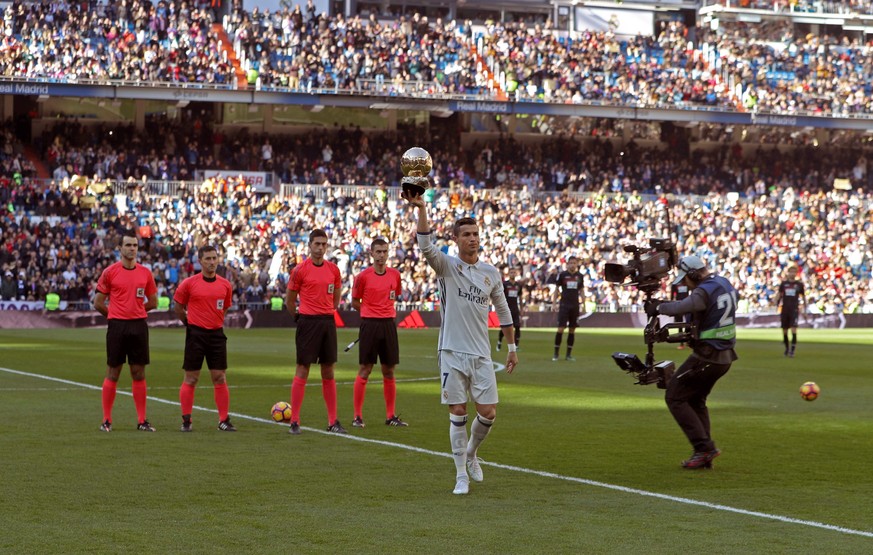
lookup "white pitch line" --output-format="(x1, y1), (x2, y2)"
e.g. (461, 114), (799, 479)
(2, 365), (872, 539)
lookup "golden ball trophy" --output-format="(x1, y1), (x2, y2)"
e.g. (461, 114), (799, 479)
(400, 147), (433, 197)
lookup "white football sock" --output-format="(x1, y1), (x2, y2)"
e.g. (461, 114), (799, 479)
(449, 414), (468, 478)
(466, 413), (494, 458)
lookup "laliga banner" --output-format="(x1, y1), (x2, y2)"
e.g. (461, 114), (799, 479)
(201, 170), (275, 194)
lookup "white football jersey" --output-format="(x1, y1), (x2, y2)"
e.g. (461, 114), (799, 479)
(417, 232), (513, 357)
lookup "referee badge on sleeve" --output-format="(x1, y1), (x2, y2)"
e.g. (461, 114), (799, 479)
(216, 299), (225, 310)
(328, 284), (335, 293)
(389, 291), (396, 300)
(136, 287), (145, 298)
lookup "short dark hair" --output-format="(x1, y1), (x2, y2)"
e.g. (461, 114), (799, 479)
(452, 217), (478, 237)
(371, 238), (388, 250)
(198, 245), (218, 259)
(568, 256), (579, 263)
(121, 230), (138, 244)
(309, 229), (328, 243)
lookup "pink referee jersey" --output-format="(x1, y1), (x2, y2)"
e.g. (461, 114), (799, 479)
(96, 262), (157, 320)
(173, 273), (233, 329)
(289, 258), (342, 315)
(352, 266), (401, 318)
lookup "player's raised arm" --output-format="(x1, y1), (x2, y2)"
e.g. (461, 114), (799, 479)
(403, 189), (450, 276)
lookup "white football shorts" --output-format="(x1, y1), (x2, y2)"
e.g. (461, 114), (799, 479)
(438, 350), (498, 405)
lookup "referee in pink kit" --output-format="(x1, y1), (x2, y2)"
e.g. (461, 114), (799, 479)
(350, 238), (407, 428)
(94, 230), (158, 433)
(285, 229), (345, 435)
(174, 245), (235, 432)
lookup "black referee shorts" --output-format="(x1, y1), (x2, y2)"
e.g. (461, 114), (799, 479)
(295, 315), (337, 365)
(359, 318), (400, 366)
(508, 307), (521, 328)
(106, 318), (150, 367)
(557, 304), (580, 328)
(781, 310), (799, 329)
(183, 325), (228, 371)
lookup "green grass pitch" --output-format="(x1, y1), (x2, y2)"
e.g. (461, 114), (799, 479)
(1, 326), (872, 553)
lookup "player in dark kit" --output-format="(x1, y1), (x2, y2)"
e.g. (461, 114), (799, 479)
(496, 266), (523, 352)
(775, 265), (806, 357)
(350, 238), (407, 428)
(94, 231), (158, 432)
(285, 229), (345, 435)
(174, 245), (235, 432)
(550, 256), (583, 361)
(671, 280), (691, 350)
(647, 255), (738, 469)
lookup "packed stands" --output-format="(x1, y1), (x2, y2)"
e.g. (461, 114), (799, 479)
(2, 0), (235, 84)
(2, 121), (872, 316)
(3, 1), (873, 115)
(2, 3), (873, 318)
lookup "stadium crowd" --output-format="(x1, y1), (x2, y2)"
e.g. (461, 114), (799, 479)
(3, 1), (873, 315)
(224, 5), (485, 95)
(476, 20), (731, 109)
(4, 1), (873, 116)
(2, 120), (872, 316)
(1, 0), (235, 84)
(35, 114), (873, 196)
(698, 21), (873, 116)
(704, 0), (873, 15)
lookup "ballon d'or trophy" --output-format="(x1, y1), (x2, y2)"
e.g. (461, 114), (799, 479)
(401, 147), (433, 197)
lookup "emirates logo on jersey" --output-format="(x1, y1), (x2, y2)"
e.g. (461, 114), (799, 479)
(216, 300), (224, 310)
(136, 287), (145, 298)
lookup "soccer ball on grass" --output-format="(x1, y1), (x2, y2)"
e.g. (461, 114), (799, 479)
(799, 381), (820, 402)
(271, 401), (293, 422)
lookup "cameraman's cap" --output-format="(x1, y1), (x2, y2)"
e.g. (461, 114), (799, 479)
(673, 255), (707, 285)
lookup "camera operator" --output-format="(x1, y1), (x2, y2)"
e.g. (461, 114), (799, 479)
(646, 255), (738, 469)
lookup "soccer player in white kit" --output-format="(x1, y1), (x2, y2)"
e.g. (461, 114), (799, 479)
(403, 190), (519, 495)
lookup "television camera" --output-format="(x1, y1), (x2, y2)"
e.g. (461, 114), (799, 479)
(604, 239), (695, 388)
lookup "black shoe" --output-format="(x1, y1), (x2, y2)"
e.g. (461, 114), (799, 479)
(137, 421), (156, 432)
(180, 415), (192, 433)
(218, 419), (237, 432)
(496, 342), (502, 352)
(288, 421), (301, 435)
(327, 420), (348, 434)
(99, 420), (112, 432)
(789, 347), (795, 358)
(352, 416), (365, 428)
(784, 348), (789, 357)
(682, 448), (720, 469)
(385, 415), (409, 427)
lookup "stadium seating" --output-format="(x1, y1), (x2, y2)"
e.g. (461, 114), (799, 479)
(2, 1), (873, 113)
(2, 4), (873, 316)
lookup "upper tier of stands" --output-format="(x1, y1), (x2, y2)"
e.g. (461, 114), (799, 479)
(4, 1), (873, 116)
